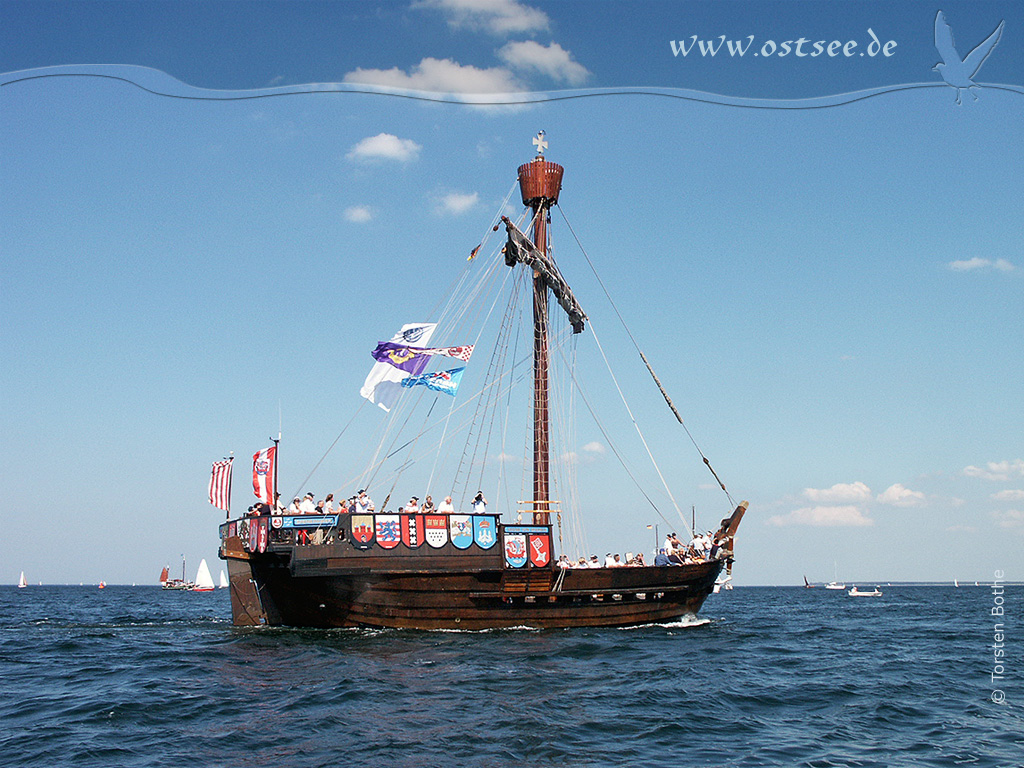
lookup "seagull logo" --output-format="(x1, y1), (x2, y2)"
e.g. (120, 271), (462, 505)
(933, 10), (1005, 104)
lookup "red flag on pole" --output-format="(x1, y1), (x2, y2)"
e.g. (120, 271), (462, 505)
(252, 446), (276, 504)
(208, 458), (233, 513)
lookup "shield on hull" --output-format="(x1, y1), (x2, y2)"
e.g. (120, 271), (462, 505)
(528, 533), (550, 567)
(351, 515), (375, 550)
(425, 515), (448, 548)
(375, 515), (401, 549)
(401, 514), (425, 548)
(504, 533), (527, 568)
(450, 515), (473, 549)
(473, 515), (497, 549)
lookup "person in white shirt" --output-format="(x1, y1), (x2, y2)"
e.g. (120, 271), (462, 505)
(355, 490), (375, 514)
(299, 493), (316, 514)
(471, 491), (487, 514)
(404, 497), (420, 514)
(438, 495), (455, 513)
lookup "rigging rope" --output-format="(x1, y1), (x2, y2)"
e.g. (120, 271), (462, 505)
(556, 204), (736, 510)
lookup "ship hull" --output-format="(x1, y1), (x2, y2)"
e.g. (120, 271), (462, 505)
(225, 557), (722, 630)
(221, 535), (723, 630)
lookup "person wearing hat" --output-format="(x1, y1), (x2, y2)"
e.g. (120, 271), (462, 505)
(355, 489), (374, 514)
(404, 497), (420, 514)
(299, 493), (316, 515)
(588, 555), (601, 569)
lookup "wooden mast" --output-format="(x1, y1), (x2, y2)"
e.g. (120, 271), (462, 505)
(517, 132), (563, 526)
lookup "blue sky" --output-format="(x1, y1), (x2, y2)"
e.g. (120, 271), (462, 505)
(2, 0), (1022, 586)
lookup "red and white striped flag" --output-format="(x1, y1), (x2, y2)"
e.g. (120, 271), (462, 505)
(208, 458), (233, 513)
(252, 446), (276, 504)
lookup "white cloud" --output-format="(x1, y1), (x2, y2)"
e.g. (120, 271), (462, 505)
(343, 206), (373, 223)
(993, 509), (1024, 529)
(582, 441), (605, 455)
(877, 483), (926, 507)
(416, 0), (549, 34)
(344, 57), (523, 95)
(436, 191), (479, 215)
(949, 257), (1016, 272)
(992, 489), (1024, 501)
(803, 481), (872, 504)
(767, 505), (874, 527)
(498, 41), (590, 85)
(346, 133), (421, 162)
(964, 459), (1024, 482)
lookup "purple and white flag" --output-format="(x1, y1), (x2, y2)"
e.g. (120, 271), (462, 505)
(360, 323), (436, 411)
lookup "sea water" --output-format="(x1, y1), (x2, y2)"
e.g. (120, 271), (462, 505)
(0, 585), (1020, 767)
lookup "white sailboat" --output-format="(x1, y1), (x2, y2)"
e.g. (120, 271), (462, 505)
(825, 560), (846, 590)
(18, 571), (28, 588)
(191, 559), (215, 592)
(218, 570), (229, 589)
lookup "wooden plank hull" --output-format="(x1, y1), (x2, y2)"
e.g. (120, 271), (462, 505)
(223, 546), (723, 630)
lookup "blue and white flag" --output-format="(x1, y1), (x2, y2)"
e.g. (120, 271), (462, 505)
(400, 367), (465, 397)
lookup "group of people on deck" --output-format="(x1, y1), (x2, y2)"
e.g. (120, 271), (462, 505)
(557, 552), (648, 569)
(654, 531), (718, 565)
(247, 490), (487, 517)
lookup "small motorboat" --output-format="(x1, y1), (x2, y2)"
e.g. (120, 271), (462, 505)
(848, 586), (882, 597)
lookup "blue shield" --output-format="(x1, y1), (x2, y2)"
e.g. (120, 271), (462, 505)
(473, 515), (497, 549)
(504, 533), (528, 568)
(450, 515), (473, 550)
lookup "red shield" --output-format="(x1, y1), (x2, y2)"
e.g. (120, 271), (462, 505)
(528, 534), (550, 567)
(402, 514), (425, 548)
(351, 515), (375, 545)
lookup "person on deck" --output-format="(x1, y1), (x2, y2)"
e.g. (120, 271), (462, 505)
(654, 548), (671, 567)
(471, 491), (487, 514)
(404, 497), (420, 514)
(438, 496), (455, 513)
(299, 493), (316, 514)
(557, 554), (571, 569)
(421, 495), (435, 513)
(288, 498), (301, 514)
(588, 555), (601, 568)
(324, 493), (335, 514)
(355, 490), (375, 514)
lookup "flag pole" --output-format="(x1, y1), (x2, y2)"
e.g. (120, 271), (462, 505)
(226, 453), (234, 521)
(272, 434), (280, 513)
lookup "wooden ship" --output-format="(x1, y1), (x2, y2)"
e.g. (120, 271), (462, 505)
(218, 135), (747, 629)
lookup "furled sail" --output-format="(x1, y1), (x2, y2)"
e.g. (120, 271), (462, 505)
(501, 217), (586, 334)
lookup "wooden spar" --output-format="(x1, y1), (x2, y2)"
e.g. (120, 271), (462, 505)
(517, 143), (563, 526)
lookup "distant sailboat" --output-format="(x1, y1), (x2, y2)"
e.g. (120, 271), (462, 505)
(954, 579), (959, 588)
(159, 566), (169, 586)
(192, 559), (215, 592)
(803, 575), (815, 588)
(18, 571), (28, 588)
(98, 581), (106, 589)
(219, 570), (229, 589)
(825, 561), (846, 590)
